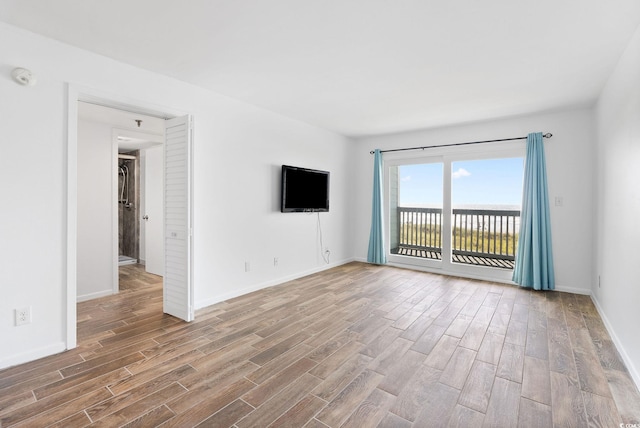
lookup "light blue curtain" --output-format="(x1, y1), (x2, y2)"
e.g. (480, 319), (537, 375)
(367, 149), (386, 264)
(512, 132), (555, 290)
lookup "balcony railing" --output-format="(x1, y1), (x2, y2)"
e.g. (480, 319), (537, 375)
(392, 206), (520, 269)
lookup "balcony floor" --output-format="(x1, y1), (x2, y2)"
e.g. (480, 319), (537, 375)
(393, 246), (515, 270)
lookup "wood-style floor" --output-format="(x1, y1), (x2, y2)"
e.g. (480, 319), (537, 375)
(1, 262), (639, 427)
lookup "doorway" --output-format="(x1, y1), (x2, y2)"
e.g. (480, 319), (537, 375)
(66, 86), (194, 351)
(117, 152), (140, 268)
(76, 102), (165, 298)
(113, 124), (166, 285)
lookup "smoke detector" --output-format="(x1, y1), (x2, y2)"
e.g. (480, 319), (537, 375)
(12, 68), (37, 86)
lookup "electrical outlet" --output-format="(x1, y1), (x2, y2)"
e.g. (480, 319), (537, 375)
(274, 257), (279, 267)
(15, 307), (31, 326)
(245, 261), (250, 272)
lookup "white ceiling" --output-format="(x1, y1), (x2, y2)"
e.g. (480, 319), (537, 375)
(78, 102), (164, 152)
(2, 0), (639, 137)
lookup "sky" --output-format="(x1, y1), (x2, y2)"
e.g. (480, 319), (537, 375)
(398, 157), (524, 207)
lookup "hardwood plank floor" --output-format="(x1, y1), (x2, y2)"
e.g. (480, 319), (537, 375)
(1, 262), (639, 426)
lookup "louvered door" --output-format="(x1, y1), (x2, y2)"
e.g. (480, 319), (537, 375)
(163, 115), (193, 321)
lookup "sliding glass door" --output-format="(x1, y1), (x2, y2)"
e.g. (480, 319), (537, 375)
(385, 146), (524, 280)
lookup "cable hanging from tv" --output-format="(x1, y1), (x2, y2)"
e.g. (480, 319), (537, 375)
(369, 133), (553, 154)
(317, 212), (331, 265)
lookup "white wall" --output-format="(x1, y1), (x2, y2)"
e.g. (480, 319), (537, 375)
(192, 105), (353, 307)
(77, 119), (113, 301)
(351, 108), (596, 294)
(0, 34), (67, 365)
(594, 25), (640, 387)
(0, 22), (353, 368)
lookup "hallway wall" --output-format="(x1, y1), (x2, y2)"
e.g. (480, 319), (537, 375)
(77, 119), (113, 301)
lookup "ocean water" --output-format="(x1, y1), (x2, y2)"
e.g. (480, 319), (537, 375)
(399, 204), (520, 210)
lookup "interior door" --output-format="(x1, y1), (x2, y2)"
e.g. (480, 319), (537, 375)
(144, 145), (164, 276)
(163, 115), (194, 321)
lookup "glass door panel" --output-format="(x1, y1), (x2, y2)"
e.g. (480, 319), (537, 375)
(390, 162), (444, 262)
(450, 158), (524, 269)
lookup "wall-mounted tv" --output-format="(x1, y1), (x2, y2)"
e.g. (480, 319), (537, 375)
(281, 165), (330, 213)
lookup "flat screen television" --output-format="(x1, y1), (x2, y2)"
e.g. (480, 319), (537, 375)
(281, 165), (330, 212)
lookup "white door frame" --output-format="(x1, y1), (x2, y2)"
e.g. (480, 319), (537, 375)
(66, 84), (194, 350)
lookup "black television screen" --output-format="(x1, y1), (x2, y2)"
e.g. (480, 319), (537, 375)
(281, 165), (330, 212)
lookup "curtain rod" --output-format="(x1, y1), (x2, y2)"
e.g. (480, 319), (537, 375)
(369, 133), (553, 154)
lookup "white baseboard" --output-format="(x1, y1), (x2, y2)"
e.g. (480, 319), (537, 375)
(0, 341), (67, 370)
(554, 285), (591, 295)
(195, 257), (355, 310)
(77, 289), (114, 302)
(590, 295), (640, 392)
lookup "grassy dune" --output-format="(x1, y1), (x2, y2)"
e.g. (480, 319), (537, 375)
(399, 224), (519, 255)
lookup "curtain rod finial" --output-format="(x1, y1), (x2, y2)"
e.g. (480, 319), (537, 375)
(543, 133), (553, 138)
(370, 150), (375, 154)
